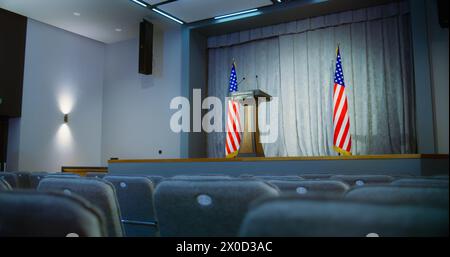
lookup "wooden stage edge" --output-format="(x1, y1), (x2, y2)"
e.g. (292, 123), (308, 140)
(108, 154), (448, 176)
(108, 154), (449, 163)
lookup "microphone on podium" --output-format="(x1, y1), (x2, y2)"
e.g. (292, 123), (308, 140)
(237, 77), (246, 86)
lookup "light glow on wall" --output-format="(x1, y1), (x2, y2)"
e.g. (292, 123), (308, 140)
(58, 92), (74, 115)
(56, 123), (73, 147)
(56, 90), (75, 148)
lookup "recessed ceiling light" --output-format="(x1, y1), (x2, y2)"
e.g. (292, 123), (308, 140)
(131, 0), (148, 8)
(73, 12), (81, 16)
(214, 9), (259, 20)
(152, 8), (184, 24)
(115, 28), (122, 32)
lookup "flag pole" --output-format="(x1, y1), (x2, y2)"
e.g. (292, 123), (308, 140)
(333, 43), (343, 157)
(331, 58), (335, 156)
(336, 44), (340, 157)
(333, 44), (339, 157)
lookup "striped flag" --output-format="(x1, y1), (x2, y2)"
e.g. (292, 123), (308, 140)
(225, 62), (241, 158)
(332, 46), (352, 155)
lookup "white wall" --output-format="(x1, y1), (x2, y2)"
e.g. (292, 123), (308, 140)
(427, 0), (449, 153)
(7, 19), (184, 171)
(7, 19), (105, 172)
(101, 26), (182, 163)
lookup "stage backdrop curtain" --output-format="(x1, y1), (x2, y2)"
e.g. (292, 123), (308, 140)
(206, 1), (416, 157)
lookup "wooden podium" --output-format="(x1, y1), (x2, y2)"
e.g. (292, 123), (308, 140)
(230, 89), (271, 157)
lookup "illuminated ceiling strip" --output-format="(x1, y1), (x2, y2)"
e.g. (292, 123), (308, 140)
(152, 8), (184, 24)
(131, 0), (148, 8)
(214, 8), (259, 20)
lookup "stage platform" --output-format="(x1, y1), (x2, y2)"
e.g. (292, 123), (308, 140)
(108, 154), (449, 177)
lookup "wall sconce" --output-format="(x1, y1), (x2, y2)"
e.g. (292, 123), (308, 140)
(64, 114), (69, 123)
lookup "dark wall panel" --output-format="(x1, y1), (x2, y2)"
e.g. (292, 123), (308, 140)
(0, 117), (8, 170)
(0, 8), (27, 117)
(187, 30), (207, 158)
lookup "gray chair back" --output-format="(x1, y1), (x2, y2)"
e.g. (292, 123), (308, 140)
(14, 172), (31, 188)
(345, 185), (449, 208)
(171, 175), (233, 180)
(154, 178), (279, 236)
(86, 172), (107, 179)
(0, 178), (12, 191)
(0, 173), (19, 188)
(391, 178), (449, 188)
(330, 175), (394, 187)
(255, 175), (302, 181)
(146, 175), (165, 185)
(0, 191), (107, 236)
(46, 173), (80, 178)
(104, 176), (157, 236)
(38, 177), (123, 237)
(239, 198), (449, 237)
(268, 179), (349, 196)
(29, 172), (49, 189)
(299, 174), (334, 179)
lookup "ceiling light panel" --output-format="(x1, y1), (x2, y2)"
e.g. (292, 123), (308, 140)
(142, 0), (168, 5)
(131, 0), (148, 7)
(158, 0), (273, 23)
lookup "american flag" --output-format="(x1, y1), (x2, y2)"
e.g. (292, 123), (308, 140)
(225, 63), (241, 158)
(333, 47), (352, 155)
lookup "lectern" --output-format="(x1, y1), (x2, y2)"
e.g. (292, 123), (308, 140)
(230, 89), (271, 157)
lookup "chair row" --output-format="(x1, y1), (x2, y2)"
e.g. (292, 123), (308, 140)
(0, 171), (78, 189)
(0, 174), (448, 237)
(1, 171), (448, 190)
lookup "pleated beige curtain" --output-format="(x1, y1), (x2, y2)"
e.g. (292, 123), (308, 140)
(206, 1), (416, 157)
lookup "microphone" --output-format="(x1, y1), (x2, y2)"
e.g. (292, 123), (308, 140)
(237, 77), (246, 86)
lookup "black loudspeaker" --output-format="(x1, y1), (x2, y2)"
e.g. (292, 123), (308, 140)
(139, 20), (153, 75)
(437, 0), (448, 28)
